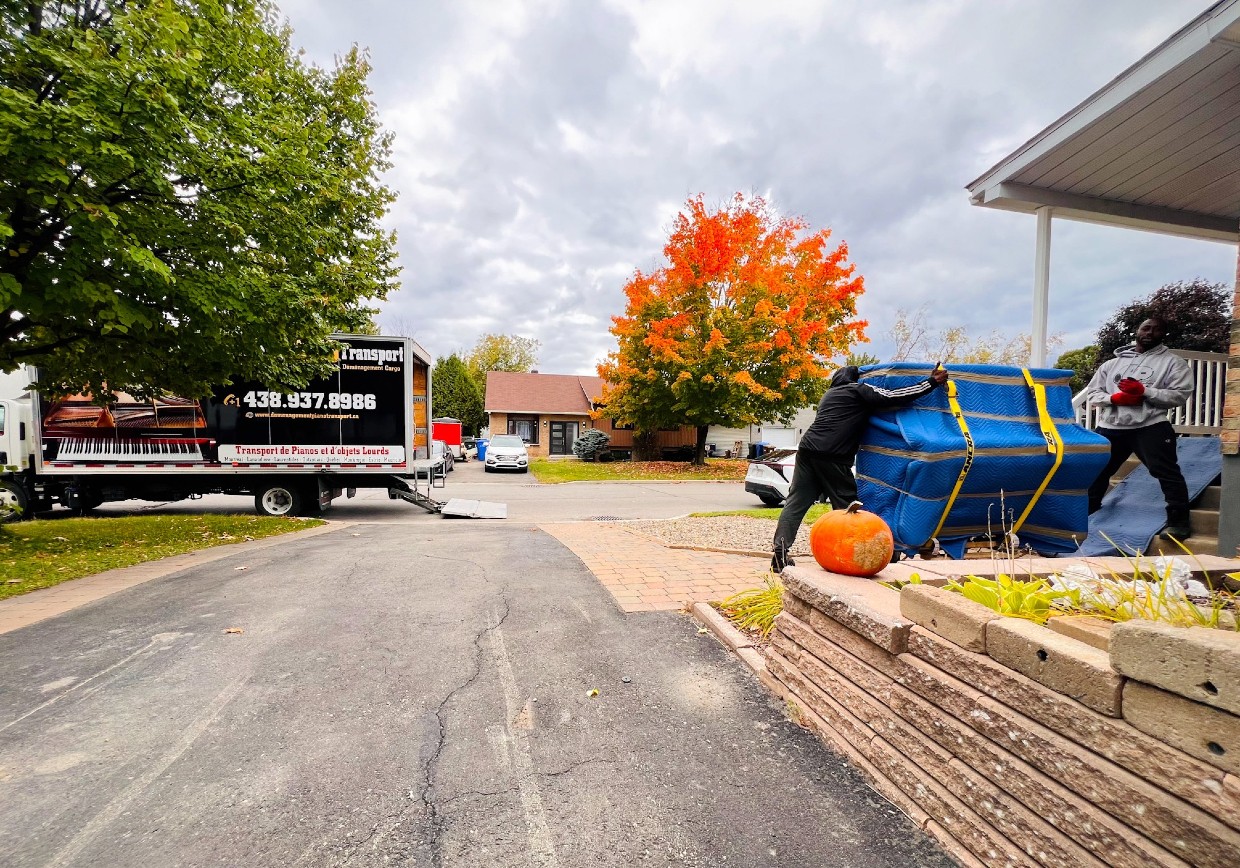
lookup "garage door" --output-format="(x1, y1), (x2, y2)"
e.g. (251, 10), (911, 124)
(760, 427), (798, 449)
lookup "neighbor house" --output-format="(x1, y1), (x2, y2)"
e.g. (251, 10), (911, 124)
(483, 371), (697, 459)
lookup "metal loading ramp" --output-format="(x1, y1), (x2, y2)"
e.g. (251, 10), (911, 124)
(388, 459), (507, 518)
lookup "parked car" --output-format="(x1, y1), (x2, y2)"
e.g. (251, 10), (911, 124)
(744, 448), (796, 506)
(484, 434), (529, 473)
(415, 439), (453, 477)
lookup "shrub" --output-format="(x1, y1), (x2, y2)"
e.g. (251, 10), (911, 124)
(572, 428), (612, 461)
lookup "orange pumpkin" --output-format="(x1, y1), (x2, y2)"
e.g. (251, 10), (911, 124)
(809, 501), (894, 577)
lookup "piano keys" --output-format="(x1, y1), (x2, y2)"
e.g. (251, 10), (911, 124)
(53, 437), (210, 463)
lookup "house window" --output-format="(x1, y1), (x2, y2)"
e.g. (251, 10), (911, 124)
(611, 419), (634, 431)
(508, 415), (538, 444)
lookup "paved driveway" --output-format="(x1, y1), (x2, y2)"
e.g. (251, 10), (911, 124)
(0, 508), (955, 867)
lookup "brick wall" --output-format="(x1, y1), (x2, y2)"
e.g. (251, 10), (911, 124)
(762, 567), (1240, 867)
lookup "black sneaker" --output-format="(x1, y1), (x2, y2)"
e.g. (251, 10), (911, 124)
(1159, 524), (1192, 541)
(771, 542), (796, 574)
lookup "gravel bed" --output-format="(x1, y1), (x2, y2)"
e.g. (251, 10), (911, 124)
(620, 515), (812, 558)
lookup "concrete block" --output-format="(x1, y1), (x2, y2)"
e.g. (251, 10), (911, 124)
(899, 584), (999, 652)
(767, 651), (878, 748)
(807, 607), (899, 676)
(690, 601), (753, 651)
(785, 687), (934, 834)
(864, 736), (1033, 868)
(887, 672), (1188, 868)
(899, 639), (1240, 863)
(923, 821), (989, 868)
(768, 624), (798, 664)
(1046, 615), (1113, 652)
(986, 618), (1124, 716)
(1123, 681), (1240, 775)
(782, 591), (812, 622)
(976, 692), (1240, 865)
(781, 566), (911, 653)
(906, 627), (1237, 826)
(736, 646), (765, 675)
(1111, 620), (1240, 716)
(864, 691), (1110, 868)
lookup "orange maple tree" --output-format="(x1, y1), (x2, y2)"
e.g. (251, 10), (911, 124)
(597, 193), (867, 464)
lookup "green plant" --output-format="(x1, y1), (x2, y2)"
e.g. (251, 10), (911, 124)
(945, 573), (1080, 624)
(878, 573), (922, 592)
(716, 574), (784, 638)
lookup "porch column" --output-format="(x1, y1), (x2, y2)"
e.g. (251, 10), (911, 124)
(1030, 207), (1053, 367)
(1220, 232), (1240, 558)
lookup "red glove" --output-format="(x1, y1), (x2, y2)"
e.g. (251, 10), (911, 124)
(1117, 377), (1145, 396)
(1111, 391), (1143, 406)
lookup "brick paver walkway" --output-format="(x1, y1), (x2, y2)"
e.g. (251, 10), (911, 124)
(540, 521), (772, 612)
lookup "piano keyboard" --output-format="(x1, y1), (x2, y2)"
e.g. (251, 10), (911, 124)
(55, 438), (207, 462)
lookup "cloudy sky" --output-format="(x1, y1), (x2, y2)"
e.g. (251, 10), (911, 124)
(278, 0), (1236, 374)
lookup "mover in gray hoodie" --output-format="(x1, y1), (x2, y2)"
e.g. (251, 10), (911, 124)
(1083, 317), (1194, 539)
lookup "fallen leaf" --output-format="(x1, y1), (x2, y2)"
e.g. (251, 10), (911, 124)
(586, 688), (599, 698)
(697, 628), (709, 634)
(223, 628), (244, 634)
(234, 566), (249, 571)
(52, 536), (68, 542)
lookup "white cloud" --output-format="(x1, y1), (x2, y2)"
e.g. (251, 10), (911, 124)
(277, 0), (1235, 375)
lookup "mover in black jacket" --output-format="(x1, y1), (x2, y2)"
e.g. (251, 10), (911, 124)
(771, 363), (949, 573)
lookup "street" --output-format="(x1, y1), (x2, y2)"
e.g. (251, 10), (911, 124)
(0, 468), (954, 867)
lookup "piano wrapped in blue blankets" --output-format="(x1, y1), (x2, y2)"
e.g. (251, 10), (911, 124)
(855, 362), (1110, 558)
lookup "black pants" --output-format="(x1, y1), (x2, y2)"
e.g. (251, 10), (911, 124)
(773, 453), (856, 552)
(1087, 421), (1189, 522)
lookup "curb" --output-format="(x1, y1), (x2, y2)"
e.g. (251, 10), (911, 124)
(688, 601), (767, 676)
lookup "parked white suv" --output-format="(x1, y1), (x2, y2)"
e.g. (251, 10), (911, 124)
(744, 448), (796, 506)
(484, 434), (529, 473)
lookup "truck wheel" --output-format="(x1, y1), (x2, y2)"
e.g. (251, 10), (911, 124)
(758, 494), (784, 507)
(255, 484), (303, 517)
(0, 480), (30, 521)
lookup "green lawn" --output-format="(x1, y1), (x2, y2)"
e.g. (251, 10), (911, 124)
(0, 513), (323, 600)
(529, 458), (748, 483)
(691, 504), (832, 522)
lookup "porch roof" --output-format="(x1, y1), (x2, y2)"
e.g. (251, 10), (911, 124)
(967, 0), (1240, 243)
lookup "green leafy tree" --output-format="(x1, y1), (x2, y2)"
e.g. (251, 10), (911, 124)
(0, 0), (398, 399)
(1095, 279), (1230, 362)
(431, 353), (484, 435)
(466, 333), (540, 390)
(597, 193), (866, 464)
(1054, 345), (1100, 392)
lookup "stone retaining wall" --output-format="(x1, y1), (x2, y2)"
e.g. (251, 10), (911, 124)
(761, 565), (1240, 868)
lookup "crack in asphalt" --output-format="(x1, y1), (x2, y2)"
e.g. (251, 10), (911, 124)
(338, 566), (512, 868)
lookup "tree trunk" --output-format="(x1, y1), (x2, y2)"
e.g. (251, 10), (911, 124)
(633, 430), (658, 461)
(693, 425), (710, 466)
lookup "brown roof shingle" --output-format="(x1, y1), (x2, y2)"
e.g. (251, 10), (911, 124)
(484, 371), (605, 415)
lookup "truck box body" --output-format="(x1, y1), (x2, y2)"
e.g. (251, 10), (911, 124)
(33, 336), (429, 476)
(0, 335), (437, 516)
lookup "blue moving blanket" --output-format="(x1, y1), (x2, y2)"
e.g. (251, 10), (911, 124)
(1070, 435), (1222, 557)
(856, 362), (1111, 558)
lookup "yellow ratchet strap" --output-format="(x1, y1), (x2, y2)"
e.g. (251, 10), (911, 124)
(1011, 368), (1064, 534)
(931, 379), (974, 540)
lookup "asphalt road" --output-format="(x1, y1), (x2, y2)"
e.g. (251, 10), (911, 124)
(0, 467), (956, 867)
